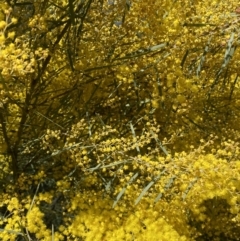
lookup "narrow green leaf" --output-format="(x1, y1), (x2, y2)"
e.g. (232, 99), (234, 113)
(113, 172), (139, 208)
(52, 224), (55, 241)
(83, 63), (120, 72)
(135, 180), (155, 205)
(154, 175), (176, 203)
(154, 192), (163, 203)
(165, 175), (176, 190)
(100, 160), (131, 169)
(182, 178), (198, 201)
(29, 182), (41, 211)
(129, 122), (140, 153)
(135, 170), (165, 205)
(222, 32), (235, 68)
(149, 43), (168, 51)
(115, 43), (168, 61)
(197, 37), (212, 77)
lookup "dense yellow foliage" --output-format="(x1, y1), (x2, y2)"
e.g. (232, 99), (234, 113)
(0, 0), (240, 240)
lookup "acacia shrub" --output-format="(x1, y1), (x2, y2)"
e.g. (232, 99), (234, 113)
(0, 0), (240, 240)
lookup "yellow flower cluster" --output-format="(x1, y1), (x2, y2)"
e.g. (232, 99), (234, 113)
(27, 207), (51, 239)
